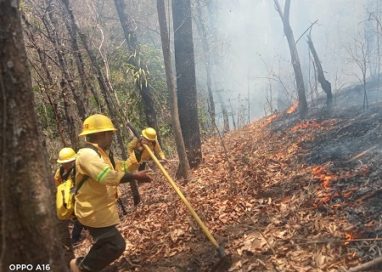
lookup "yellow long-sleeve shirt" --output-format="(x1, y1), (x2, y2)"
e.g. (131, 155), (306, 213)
(126, 137), (165, 171)
(74, 143), (125, 228)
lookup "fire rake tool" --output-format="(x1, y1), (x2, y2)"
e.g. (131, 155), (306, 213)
(142, 143), (227, 258)
(125, 122), (230, 268)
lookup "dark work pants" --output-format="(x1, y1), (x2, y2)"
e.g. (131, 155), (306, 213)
(71, 219), (84, 243)
(78, 225), (126, 272)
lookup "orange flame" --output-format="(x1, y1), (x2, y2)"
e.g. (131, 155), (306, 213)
(311, 166), (336, 189)
(264, 113), (278, 125)
(287, 101), (298, 114)
(312, 166), (325, 176)
(322, 176), (333, 189)
(344, 231), (360, 245)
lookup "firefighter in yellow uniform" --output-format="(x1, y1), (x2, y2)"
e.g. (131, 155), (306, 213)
(70, 114), (152, 272)
(54, 147), (76, 187)
(126, 127), (166, 172)
(123, 127), (165, 206)
(54, 147), (85, 245)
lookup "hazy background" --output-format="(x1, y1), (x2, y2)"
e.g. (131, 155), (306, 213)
(196, 0), (376, 127)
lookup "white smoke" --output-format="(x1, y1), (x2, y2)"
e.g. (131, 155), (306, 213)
(204, 0), (369, 125)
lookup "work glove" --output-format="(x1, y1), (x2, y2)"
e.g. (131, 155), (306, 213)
(120, 170), (152, 184)
(133, 170), (152, 184)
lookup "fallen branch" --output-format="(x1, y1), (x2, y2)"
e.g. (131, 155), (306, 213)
(347, 255), (382, 272)
(295, 237), (382, 245)
(259, 229), (276, 255)
(354, 189), (382, 204)
(346, 145), (377, 162)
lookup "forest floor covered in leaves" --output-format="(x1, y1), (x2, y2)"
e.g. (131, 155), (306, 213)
(75, 89), (382, 272)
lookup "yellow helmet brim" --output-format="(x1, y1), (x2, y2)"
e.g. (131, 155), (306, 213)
(57, 157), (76, 164)
(78, 127), (117, 137)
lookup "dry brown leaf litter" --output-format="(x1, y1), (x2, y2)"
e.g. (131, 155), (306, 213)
(75, 102), (382, 272)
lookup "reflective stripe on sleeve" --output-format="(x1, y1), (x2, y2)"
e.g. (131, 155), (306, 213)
(96, 166), (111, 183)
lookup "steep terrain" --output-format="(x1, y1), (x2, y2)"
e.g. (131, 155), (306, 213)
(75, 88), (382, 271)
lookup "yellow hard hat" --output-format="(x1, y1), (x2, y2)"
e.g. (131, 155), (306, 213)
(141, 127), (157, 141)
(79, 114), (117, 136)
(57, 147), (76, 163)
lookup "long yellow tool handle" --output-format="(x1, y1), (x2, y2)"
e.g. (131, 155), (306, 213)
(143, 144), (220, 250)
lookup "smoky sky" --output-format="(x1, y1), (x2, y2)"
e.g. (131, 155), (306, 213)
(206, 0), (371, 122)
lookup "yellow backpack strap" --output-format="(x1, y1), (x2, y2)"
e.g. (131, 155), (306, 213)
(72, 163), (88, 194)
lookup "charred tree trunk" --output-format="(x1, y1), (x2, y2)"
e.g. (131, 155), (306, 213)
(114, 0), (160, 136)
(157, 0), (190, 180)
(172, 0), (202, 168)
(307, 35), (333, 106)
(274, 0), (308, 117)
(0, 1), (68, 269)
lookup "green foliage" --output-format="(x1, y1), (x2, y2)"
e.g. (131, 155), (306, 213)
(109, 43), (172, 144)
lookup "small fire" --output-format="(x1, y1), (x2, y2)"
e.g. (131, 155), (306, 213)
(312, 166), (336, 189)
(345, 233), (353, 240)
(344, 232), (360, 245)
(287, 101), (298, 114)
(264, 113), (278, 125)
(312, 166), (325, 176)
(322, 176), (333, 189)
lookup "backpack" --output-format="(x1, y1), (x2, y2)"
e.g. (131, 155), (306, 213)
(55, 144), (114, 220)
(56, 166), (88, 220)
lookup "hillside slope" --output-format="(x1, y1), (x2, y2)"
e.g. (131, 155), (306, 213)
(76, 94), (382, 272)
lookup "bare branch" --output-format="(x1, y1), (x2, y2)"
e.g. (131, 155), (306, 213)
(296, 19), (318, 44)
(273, 0), (283, 19)
(284, 0), (291, 23)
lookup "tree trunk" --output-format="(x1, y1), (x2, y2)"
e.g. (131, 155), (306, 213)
(22, 14), (72, 146)
(44, 0), (87, 120)
(79, 30), (128, 157)
(113, 0), (160, 136)
(172, 0), (202, 168)
(64, 0), (140, 202)
(0, 1), (68, 270)
(194, 0), (216, 128)
(307, 35), (333, 106)
(60, 0), (104, 113)
(156, 0), (190, 180)
(60, 80), (79, 148)
(274, 0), (308, 117)
(222, 104), (230, 133)
(228, 99), (237, 130)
